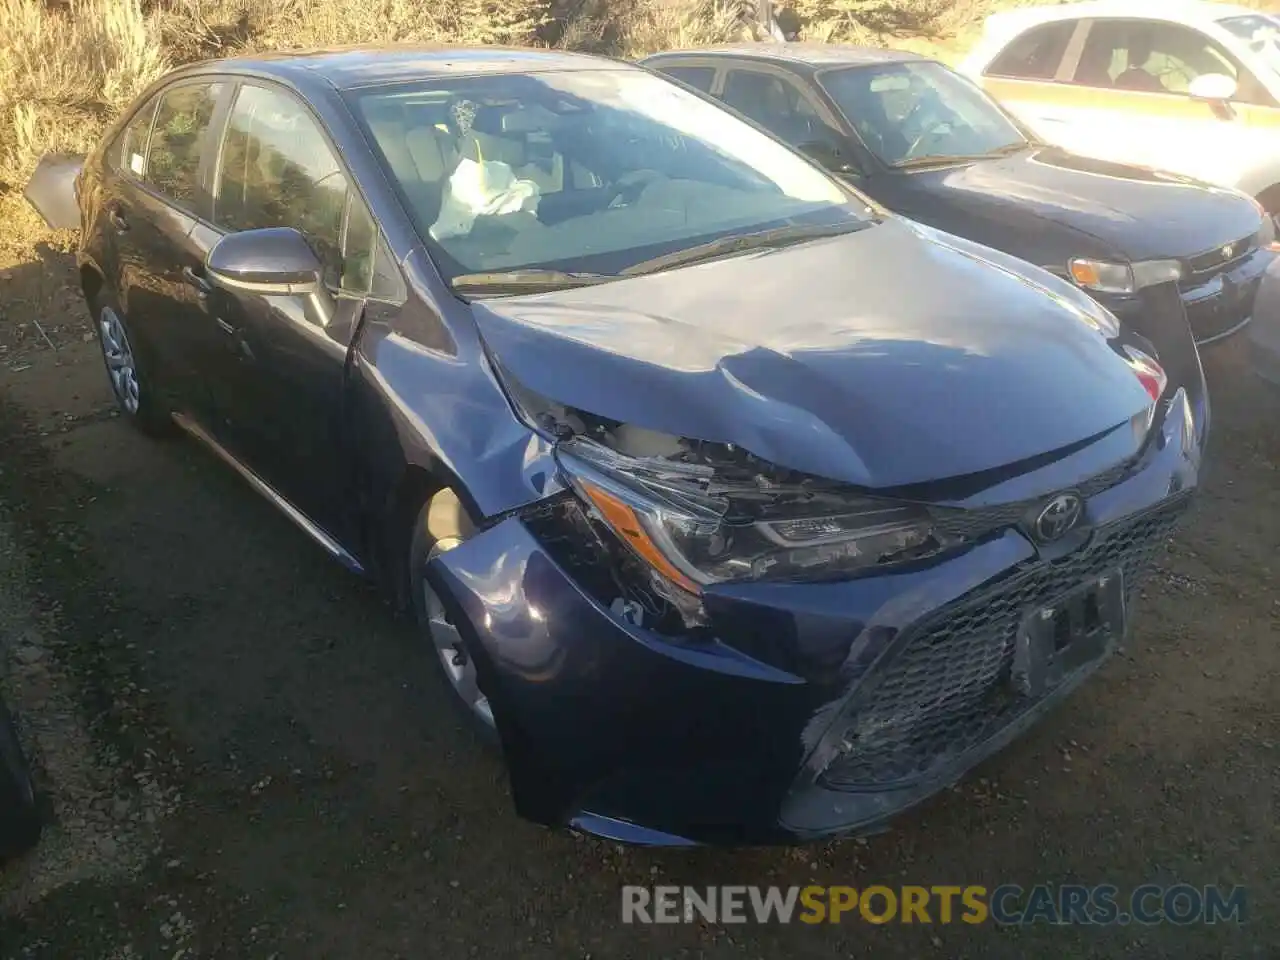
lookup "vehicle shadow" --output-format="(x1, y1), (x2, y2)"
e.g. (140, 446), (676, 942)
(0, 241), (86, 362)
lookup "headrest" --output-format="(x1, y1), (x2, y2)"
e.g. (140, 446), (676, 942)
(405, 125), (455, 184)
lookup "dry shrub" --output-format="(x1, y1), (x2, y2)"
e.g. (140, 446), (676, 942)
(160, 0), (278, 64)
(0, 0), (168, 187)
(253, 0), (552, 50)
(791, 0), (951, 42)
(612, 0), (755, 58)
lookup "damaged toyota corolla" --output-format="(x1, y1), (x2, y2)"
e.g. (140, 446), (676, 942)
(32, 47), (1206, 846)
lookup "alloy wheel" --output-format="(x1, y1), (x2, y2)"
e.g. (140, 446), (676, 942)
(99, 306), (140, 415)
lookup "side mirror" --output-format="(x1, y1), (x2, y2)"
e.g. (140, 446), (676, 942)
(1188, 72), (1238, 103)
(207, 226), (334, 324)
(797, 140), (858, 176)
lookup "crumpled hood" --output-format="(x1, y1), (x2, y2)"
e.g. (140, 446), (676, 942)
(913, 147), (1262, 262)
(469, 217), (1152, 489)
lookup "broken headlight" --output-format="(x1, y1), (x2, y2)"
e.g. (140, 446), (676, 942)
(556, 437), (938, 596)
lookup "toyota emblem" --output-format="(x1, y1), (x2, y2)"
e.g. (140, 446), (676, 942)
(1033, 493), (1083, 543)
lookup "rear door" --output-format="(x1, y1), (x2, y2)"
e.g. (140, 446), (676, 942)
(102, 79), (227, 417)
(201, 80), (403, 543)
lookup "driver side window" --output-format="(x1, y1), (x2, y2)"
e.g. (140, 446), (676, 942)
(213, 83), (383, 297)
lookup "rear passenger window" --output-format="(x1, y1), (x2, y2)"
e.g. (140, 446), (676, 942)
(214, 83), (391, 299)
(146, 82), (223, 209)
(986, 21), (1076, 80)
(660, 66), (716, 92)
(116, 95), (159, 178)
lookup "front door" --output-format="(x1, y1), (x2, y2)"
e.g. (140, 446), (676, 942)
(199, 81), (396, 544)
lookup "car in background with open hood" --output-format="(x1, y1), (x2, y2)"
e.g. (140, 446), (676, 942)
(26, 46), (1205, 845)
(643, 43), (1279, 348)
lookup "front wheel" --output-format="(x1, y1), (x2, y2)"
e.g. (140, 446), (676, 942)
(90, 289), (173, 436)
(409, 490), (499, 749)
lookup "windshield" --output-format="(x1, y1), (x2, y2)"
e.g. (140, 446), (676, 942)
(1220, 14), (1280, 80)
(819, 61), (1027, 166)
(349, 69), (867, 284)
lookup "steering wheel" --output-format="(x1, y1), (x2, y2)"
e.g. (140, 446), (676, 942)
(607, 169), (662, 208)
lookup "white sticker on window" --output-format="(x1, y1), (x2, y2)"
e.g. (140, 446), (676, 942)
(129, 152), (144, 175)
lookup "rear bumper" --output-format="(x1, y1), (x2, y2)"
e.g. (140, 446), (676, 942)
(428, 386), (1204, 847)
(1103, 247), (1276, 347)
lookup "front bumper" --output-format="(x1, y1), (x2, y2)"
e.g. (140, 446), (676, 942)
(428, 375), (1203, 847)
(1100, 246), (1275, 347)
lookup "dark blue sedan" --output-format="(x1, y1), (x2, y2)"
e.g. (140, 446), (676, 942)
(27, 46), (1204, 845)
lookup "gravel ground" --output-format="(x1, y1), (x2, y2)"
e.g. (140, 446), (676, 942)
(0, 232), (1277, 959)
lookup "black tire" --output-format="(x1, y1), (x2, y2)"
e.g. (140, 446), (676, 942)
(408, 493), (501, 750)
(89, 288), (174, 437)
(0, 696), (41, 861)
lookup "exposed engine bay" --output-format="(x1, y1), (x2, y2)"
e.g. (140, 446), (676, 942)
(521, 396), (957, 638)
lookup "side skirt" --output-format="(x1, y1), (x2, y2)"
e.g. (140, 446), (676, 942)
(171, 412), (365, 575)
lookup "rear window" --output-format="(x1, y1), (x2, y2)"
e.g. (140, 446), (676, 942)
(145, 82), (224, 210)
(115, 95), (159, 177)
(986, 20), (1076, 80)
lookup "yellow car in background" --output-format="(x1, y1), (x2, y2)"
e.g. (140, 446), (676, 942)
(960, 1), (1280, 216)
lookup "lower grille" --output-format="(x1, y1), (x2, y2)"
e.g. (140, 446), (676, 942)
(820, 496), (1189, 791)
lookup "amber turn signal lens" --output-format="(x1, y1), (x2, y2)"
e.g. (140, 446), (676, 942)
(578, 480), (703, 595)
(1068, 260), (1100, 287)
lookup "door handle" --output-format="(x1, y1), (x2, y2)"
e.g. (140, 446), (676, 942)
(215, 317), (236, 336)
(182, 265), (213, 299)
(107, 207), (128, 232)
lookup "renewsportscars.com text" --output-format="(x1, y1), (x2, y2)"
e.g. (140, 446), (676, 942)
(621, 884), (1247, 926)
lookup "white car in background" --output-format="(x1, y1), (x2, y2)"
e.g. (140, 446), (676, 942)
(960, 1), (1280, 216)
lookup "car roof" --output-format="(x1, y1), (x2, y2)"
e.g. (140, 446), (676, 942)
(171, 44), (624, 91)
(983, 0), (1264, 31)
(644, 42), (927, 71)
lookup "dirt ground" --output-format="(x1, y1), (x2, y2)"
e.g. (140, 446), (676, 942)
(0, 214), (1276, 959)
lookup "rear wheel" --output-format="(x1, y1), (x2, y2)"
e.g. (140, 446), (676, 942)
(90, 289), (173, 436)
(0, 697), (41, 861)
(409, 490), (499, 748)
